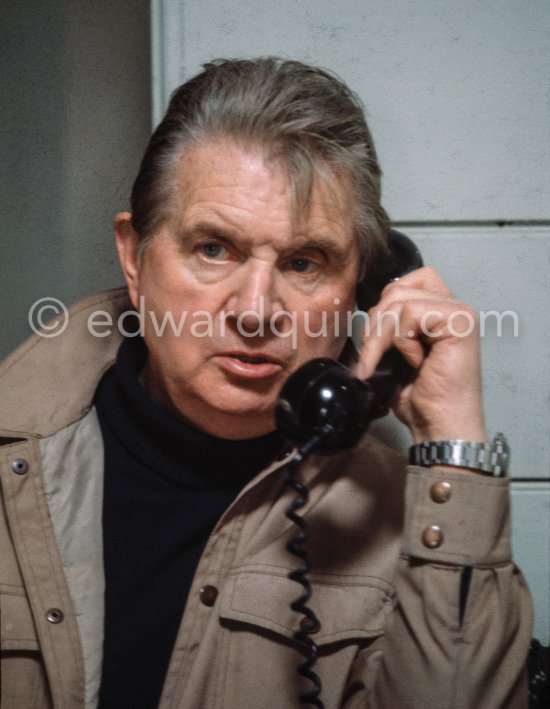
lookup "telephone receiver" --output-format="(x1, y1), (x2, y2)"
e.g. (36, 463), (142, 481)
(275, 230), (423, 454)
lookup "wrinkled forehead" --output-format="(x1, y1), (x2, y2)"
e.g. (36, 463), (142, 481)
(173, 135), (357, 231)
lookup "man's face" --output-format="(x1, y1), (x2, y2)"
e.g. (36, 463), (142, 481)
(118, 139), (361, 439)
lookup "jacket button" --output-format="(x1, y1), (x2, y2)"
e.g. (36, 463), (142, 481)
(422, 525), (443, 548)
(199, 585), (218, 607)
(430, 481), (452, 503)
(300, 616), (321, 634)
(46, 608), (64, 624)
(11, 458), (29, 475)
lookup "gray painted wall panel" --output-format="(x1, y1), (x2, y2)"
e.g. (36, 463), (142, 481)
(152, 0), (550, 221)
(511, 484), (550, 643)
(407, 226), (550, 482)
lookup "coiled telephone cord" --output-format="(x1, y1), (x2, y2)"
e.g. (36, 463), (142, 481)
(284, 429), (332, 708)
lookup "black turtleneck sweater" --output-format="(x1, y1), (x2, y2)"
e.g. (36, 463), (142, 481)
(94, 337), (284, 709)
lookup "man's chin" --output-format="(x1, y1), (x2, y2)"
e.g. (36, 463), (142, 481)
(198, 407), (277, 439)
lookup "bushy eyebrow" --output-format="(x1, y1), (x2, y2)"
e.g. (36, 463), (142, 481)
(180, 219), (350, 260)
(179, 222), (230, 240)
(174, 222), (235, 252)
(282, 236), (350, 269)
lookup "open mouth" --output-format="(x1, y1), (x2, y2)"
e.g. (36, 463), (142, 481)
(217, 352), (282, 380)
(216, 350), (284, 380)
(230, 354), (271, 364)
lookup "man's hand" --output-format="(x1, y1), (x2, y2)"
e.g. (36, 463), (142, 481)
(354, 267), (487, 444)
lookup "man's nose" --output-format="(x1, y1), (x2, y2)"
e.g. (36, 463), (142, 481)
(227, 260), (281, 333)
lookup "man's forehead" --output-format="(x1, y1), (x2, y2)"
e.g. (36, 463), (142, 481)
(174, 138), (355, 228)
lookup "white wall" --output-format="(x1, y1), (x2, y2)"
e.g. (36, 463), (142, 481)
(151, 0), (550, 642)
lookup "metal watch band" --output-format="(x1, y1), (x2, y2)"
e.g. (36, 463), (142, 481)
(409, 433), (510, 477)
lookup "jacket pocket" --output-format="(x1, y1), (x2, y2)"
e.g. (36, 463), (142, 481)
(1, 588), (53, 709)
(1, 588), (40, 651)
(220, 564), (394, 645)
(213, 566), (394, 709)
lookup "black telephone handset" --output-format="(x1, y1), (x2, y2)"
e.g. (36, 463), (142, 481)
(276, 229), (423, 453)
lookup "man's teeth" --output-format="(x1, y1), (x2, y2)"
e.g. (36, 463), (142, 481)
(233, 355), (268, 364)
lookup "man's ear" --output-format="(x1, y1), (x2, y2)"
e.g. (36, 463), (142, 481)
(114, 212), (141, 309)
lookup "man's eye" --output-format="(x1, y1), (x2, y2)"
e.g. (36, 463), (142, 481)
(289, 258), (315, 273)
(201, 242), (227, 259)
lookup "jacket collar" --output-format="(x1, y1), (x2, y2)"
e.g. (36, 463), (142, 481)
(0, 288), (130, 439)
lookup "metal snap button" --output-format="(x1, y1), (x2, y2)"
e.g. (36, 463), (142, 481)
(299, 616), (321, 634)
(46, 608), (64, 624)
(422, 525), (443, 548)
(199, 585), (218, 607)
(430, 481), (452, 503)
(11, 458), (29, 475)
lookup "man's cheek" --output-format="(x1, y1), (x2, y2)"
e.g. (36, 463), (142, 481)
(300, 308), (347, 348)
(270, 310), (298, 349)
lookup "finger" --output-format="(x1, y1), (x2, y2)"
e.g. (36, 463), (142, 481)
(355, 310), (425, 380)
(354, 300), (408, 379)
(401, 301), (479, 342)
(375, 284), (456, 315)
(381, 266), (452, 298)
(355, 299), (478, 379)
(355, 289), (453, 378)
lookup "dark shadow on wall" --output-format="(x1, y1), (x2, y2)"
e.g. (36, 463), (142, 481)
(0, 0), (151, 359)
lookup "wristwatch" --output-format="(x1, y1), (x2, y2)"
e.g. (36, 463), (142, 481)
(409, 433), (510, 477)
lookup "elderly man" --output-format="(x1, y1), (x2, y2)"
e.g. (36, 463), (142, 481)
(0, 58), (531, 708)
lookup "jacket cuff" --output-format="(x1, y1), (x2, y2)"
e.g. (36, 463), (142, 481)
(402, 466), (511, 566)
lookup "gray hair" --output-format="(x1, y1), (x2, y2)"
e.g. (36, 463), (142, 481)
(130, 57), (390, 273)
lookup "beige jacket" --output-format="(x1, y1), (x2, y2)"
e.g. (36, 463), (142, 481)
(0, 289), (532, 709)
